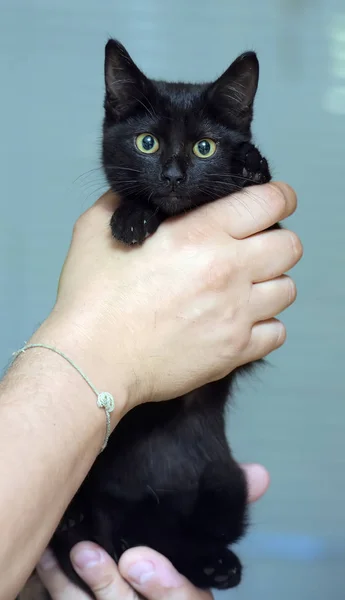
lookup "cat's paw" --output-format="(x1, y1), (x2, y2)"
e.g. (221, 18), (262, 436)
(110, 203), (162, 245)
(237, 142), (271, 186)
(185, 548), (242, 590)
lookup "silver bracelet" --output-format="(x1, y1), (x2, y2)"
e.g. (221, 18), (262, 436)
(12, 343), (115, 453)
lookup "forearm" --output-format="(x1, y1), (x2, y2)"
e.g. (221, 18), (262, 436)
(0, 317), (128, 599)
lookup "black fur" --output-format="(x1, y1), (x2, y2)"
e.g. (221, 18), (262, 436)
(47, 40), (276, 598)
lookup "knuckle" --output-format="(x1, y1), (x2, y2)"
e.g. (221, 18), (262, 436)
(159, 215), (211, 248)
(91, 574), (114, 594)
(157, 221), (194, 254)
(72, 216), (83, 238)
(268, 182), (297, 220)
(265, 182), (288, 220)
(278, 182), (297, 213)
(206, 255), (230, 291)
(185, 220), (214, 245)
(237, 331), (252, 354)
(72, 211), (90, 238)
(227, 320), (251, 355)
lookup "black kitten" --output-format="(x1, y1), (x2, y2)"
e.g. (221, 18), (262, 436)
(103, 41), (270, 244)
(47, 40), (274, 599)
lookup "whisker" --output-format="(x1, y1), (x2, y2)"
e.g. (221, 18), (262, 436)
(147, 485), (160, 504)
(81, 185), (108, 207)
(106, 166), (144, 174)
(73, 167), (103, 184)
(232, 174), (262, 183)
(78, 181), (108, 193)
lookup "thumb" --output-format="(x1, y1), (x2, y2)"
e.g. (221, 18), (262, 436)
(119, 547), (213, 600)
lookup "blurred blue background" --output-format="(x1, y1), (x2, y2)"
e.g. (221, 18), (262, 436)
(1, 0), (345, 598)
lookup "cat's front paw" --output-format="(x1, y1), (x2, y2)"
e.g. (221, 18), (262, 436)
(110, 203), (162, 245)
(185, 548), (242, 591)
(237, 142), (271, 186)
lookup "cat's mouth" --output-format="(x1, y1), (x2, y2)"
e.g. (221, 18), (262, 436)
(153, 193), (193, 215)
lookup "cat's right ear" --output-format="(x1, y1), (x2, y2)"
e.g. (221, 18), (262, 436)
(207, 51), (260, 132)
(104, 39), (151, 121)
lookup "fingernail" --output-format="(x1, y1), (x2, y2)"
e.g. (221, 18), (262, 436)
(38, 548), (56, 571)
(127, 559), (184, 588)
(127, 560), (156, 584)
(72, 546), (102, 570)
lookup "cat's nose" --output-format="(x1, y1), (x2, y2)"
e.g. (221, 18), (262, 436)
(161, 164), (185, 187)
(162, 174), (184, 185)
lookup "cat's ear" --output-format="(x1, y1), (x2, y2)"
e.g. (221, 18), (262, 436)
(207, 52), (259, 131)
(104, 39), (151, 121)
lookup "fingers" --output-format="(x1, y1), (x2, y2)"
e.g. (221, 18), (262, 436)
(39, 542), (142, 599)
(250, 275), (297, 322)
(241, 463), (270, 503)
(37, 549), (89, 599)
(119, 547), (213, 600)
(69, 542), (137, 599)
(39, 543), (213, 600)
(244, 229), (303, 283)
(84, 182), (296, 242)
(238, 318), (286, 366)
(198, 182), (297, 239)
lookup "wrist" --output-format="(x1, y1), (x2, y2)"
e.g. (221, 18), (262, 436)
(29, 311), (133, 427)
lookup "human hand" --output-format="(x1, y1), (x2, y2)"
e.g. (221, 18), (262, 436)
(36, 183), (302, 414)
(37, 464), (268, 599)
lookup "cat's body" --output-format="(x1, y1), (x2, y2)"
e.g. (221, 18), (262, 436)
(20, 40), (275, 600)
(49, 375), (251, 598)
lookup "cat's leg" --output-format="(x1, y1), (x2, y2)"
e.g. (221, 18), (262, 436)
(110, 199), (165, 245)
(91, 502), (128, 563)
(168, 461), (248, 590)
(190, 460), (248, 542)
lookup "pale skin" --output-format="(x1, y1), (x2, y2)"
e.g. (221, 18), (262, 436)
(0, 182), (302, 599)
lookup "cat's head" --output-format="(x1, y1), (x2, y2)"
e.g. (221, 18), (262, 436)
(102, 39), (260, 215)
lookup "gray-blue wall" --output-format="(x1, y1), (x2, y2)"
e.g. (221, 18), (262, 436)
(1, 1), (345, 598)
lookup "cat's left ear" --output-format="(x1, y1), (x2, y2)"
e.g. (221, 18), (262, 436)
(207, 52), (259, 132)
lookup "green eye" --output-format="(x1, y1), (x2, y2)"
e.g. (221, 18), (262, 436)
(135, 133), (160, 154)
(193, 138), (217, 159)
